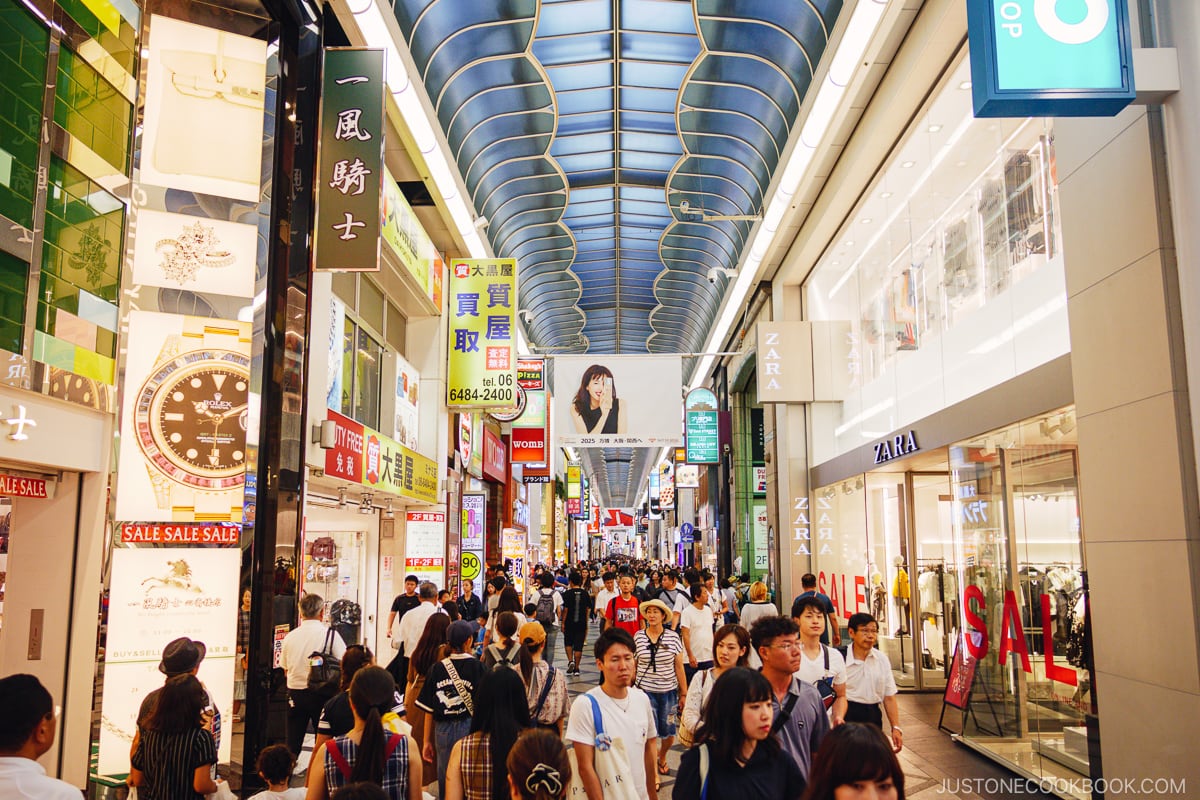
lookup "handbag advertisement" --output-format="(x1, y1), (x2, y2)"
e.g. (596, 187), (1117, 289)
(139, 15), (268, 202)
(97, 547), (240, 775)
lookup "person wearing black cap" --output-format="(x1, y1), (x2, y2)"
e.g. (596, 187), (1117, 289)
(133, 637), (219, 757)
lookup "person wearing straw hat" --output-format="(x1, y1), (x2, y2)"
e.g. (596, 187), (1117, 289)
(633, 597), (686, 785)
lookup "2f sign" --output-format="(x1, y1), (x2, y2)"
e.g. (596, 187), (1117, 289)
(997, 0), (1109, 45)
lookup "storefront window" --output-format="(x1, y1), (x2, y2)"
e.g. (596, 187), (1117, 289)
(806, 55), (1069, 464)
(951, 407), (1092, 797)
(338, 314), (383, 429)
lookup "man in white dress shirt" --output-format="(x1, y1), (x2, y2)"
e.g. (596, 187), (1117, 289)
(843, 612), (903, 752)
(0, 674), (82, 799)
(394, 581), (441, 668)
(280, 592), (347, 760)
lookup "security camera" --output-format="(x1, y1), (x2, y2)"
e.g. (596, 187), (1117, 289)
(707, 267), (737, 283)
(679, 200), (691, 215)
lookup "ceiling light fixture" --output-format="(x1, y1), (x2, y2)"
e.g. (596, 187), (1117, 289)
(927, 124), (943, 133)
(901, 160), (916, 168)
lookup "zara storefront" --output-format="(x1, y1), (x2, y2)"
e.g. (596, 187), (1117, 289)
(801, 51), (1100, 796)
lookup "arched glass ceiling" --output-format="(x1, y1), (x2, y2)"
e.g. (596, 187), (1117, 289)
(390, 0), (844, 505)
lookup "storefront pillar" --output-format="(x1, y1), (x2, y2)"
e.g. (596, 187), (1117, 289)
(767, 283), (811, 605)
(1057, 104), (1200, 790)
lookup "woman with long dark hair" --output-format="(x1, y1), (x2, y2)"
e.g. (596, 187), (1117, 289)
(801, 722), (905, 800)
(310, 645), (383, 772)
(129, 674), (221, 799)
(482, 611), (533, 686)
(680, 623), (751, 737)
(568, 364), (626, 434)
(483, 586), (526, 650)
(672, 667), (803, 800)
(407, 613), (452, 779)
(306, 666), (421, 800)
(444, 668), (531, 800)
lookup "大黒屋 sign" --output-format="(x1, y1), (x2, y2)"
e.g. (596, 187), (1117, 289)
(447, 259), (517, 408)
(314, 48), (385, 271)
(324, 409), (439, 504)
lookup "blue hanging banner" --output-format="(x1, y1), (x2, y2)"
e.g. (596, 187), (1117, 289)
(967, 0), (1136, 117)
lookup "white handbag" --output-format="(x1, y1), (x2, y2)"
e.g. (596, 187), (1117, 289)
(567, 694), (642, 800)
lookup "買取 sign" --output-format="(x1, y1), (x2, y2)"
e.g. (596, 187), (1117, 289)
(447, 259), (517, 408)
(967, 0), (1135, 117)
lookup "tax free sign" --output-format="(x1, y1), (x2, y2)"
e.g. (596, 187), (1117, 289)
(968, 0), (1135, 117)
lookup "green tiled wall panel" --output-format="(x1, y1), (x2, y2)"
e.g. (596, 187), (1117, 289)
(0, 0), (49, 228)
(55, 46), (131, 172)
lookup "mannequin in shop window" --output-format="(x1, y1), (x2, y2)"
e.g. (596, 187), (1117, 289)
(891, 557), (909, 636)
(870, 573), (886, 626)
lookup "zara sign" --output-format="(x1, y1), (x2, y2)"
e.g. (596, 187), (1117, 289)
(967, 0), (1135, 117)
(873, 430), (920, 465)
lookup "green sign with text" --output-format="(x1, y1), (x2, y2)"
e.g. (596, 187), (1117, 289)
(685, 388), (719, 464)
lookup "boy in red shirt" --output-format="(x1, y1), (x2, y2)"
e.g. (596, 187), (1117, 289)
(605, 574), (642, 637)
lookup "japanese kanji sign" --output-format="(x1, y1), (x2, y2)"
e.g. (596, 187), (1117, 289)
(324, 409), (439, 504)
(447, 258), (517, 408)
(314, 48), (385, 272)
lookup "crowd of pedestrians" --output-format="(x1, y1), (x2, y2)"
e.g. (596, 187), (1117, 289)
(0, 559), (907, 800)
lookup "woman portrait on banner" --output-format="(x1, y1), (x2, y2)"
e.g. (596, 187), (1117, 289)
(569, 365), (626, 435)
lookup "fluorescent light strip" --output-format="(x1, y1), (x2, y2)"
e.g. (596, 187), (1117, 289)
(689, 0), (889, 390)
(351, 0), (488, 258)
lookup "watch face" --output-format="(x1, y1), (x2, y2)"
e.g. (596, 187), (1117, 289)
(136, 350), (251, 489)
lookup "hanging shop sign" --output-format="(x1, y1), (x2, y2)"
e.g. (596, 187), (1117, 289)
(482, 425), (507, 483)
(394, 354), (420, 451)
(658, 461), (675, 510)
(314, 48), (386, 272)
(517, 358), (545, 391)
(873, 430), (920, 465)
(675, 463), (699, 488)
(460, 493), (486, 584)
(511, 358), (549, 464)
(522, 462), (551, 483)
(566, 463), (581, 517)
(502, 527), (527, 595)
(447, 258), (517, 407)
(553, 355), (683, 446)
(115, 312), (251, 524)
(756, 322), (815, 403)
(684, 388), (719, 464)
(97, 547), (240, 774)
(0, 474), (50, 498)
(324, 409), (439, 504)
(457, 413), (472, 471)
(511, 427), (547, 464)
(753, 466), (767, 495)
(120, 523), (240, 545)
(967, 0), (1136, 117)
(382, 169), (442, 306)
(404, 511), (445, 587)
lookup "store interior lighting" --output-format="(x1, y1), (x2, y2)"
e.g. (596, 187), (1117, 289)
(359, 492), (375, 514)
(337, 486), (348, 509)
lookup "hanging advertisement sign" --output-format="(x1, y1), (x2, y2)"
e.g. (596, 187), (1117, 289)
(132, 209), (257, 298)
(482, 425), (506, 483)
(120, 523), (240, 545)
(324, 409), (438, 503)
(314, 48), (386, 272)
(553, 355), (683, 446)
(967, 0), (1136, 117)
(469, 414), (484, 479)
(756, 322), (814, 403)
(685, 388), (719, 464)
(457, 413), (472, 471)
(752, 501), (769, 576)
(115, 312), (251, 524)
(327, 297), (346, 411)
(511, 358), (549, 464)
(97, 548), (240, 774)
(460, 493), (486, 585)
(753, 465), (768, 495)
(502, 527), (527, 594)
(394, 354), (420, 451)
(658, 461), (675, 510)
(447, 258), (517, 407)
(522, 462), (551, 483)
(140, 16), (267, 202)
(675, 464), (700, 489)
(0, 475), (51, 498)
(648, 468), (661, 519)
(581, 475), (591, 520)
(566, 463), (582, 517)
(404, 511), (445, 587)
(382, 169), (442, 306)
(511, 427), (547, 464)
(517, 358), (545, 391)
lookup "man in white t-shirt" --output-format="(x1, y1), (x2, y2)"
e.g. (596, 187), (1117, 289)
(593, 571), (619, 631)
(678, 583), (716, 683)
(0, 675), (87, 800)
(566, 627), (659, 800)
(794, 595), (847, 725)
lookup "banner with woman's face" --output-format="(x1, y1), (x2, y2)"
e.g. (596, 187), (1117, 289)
(552, 355), (684, 446)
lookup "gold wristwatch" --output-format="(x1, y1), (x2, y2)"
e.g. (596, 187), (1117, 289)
(134, 318), (251, 522)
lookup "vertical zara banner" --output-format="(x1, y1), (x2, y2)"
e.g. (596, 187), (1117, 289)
(314, 48), (385, 272)
(447, 259), (517, 407)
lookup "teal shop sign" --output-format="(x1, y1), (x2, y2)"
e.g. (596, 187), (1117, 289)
(967, 0), (1135, 117)
(685, 388), (719, 465)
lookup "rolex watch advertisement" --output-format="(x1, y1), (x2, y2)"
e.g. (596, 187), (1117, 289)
(115, 311), (252, 523)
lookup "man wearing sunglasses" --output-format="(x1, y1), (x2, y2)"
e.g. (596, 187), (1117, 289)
(0, 674), (79, 798)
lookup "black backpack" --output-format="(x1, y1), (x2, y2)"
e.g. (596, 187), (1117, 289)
(534, 589), (557, 624)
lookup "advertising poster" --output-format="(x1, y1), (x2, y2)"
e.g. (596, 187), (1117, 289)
(685, 388), (719, 464)
(314, 48), (386, 272)
(566, 463), (581, 517)
(404, 511), (445, 587)
(460, 493), (486, 588)
(502, 527), (527, 595)
(140, 16), (267, 202)
(98, 547), (240, 774)
(447, 258), (517, 408)
(394, 354), (420, 451)
(752, 501), (770, 577)
(553, 355), (683, 446)
(658, 461), (675, 510)
(327, 297), (346, 411)
(115, 312), (251, 523)
(132, 208), (258, 298)
(676, 463), (700, 488)
(512, 358), (549, 464)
